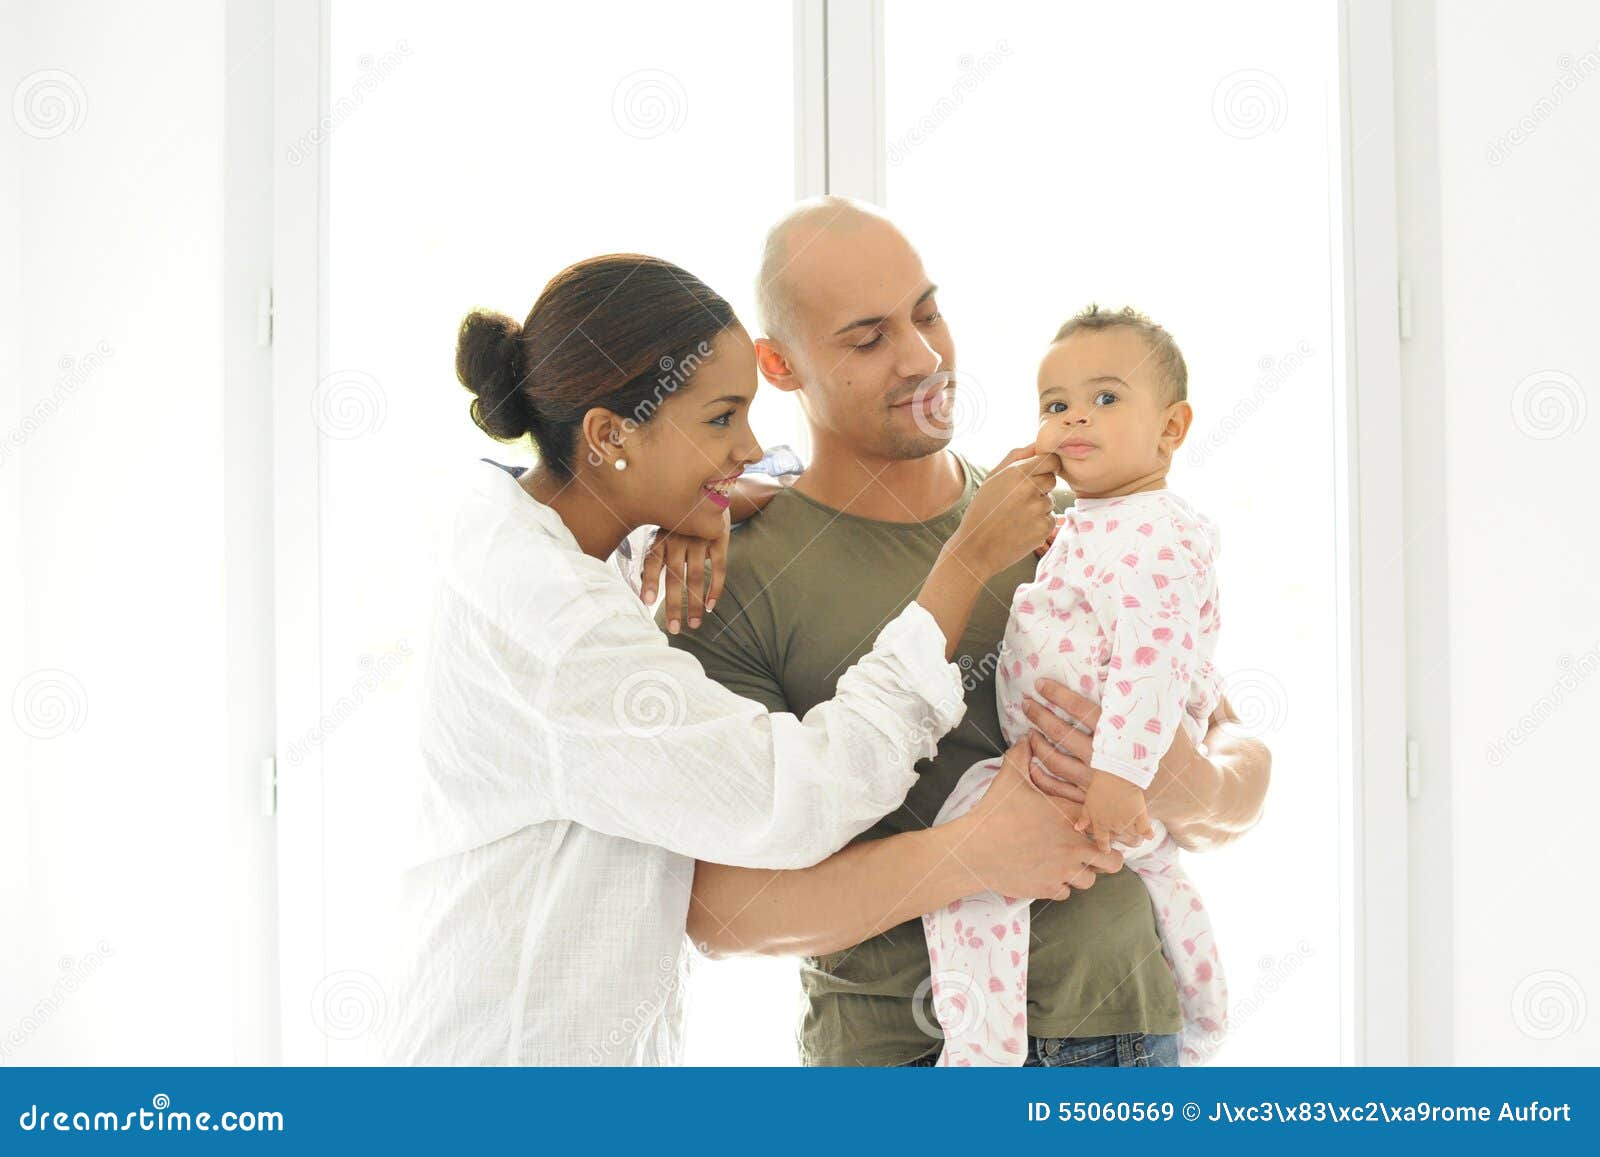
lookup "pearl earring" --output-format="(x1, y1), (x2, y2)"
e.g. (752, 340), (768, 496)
(613, 458), (628, 471)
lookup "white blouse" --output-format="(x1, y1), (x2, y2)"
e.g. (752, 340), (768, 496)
(383, 461), (966, 1065)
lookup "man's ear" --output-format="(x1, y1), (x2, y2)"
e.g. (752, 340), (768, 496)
(755, 338), (802, 394)
(1159, 400), (1193, 456)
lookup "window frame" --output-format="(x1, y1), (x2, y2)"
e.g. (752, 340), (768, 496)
(269, 0), (1410, 1065)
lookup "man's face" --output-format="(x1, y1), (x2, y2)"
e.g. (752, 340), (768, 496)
(771, 216), (957, 460)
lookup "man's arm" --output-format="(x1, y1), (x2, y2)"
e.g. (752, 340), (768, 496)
(1020, 679), (1270, 853)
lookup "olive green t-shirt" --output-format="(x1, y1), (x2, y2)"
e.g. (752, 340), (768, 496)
(666, 455), (1181, 1066)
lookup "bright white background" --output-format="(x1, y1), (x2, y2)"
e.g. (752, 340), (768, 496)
(2, 0), (1596, 1067)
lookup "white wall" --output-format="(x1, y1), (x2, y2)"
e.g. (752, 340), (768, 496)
(0, 0), (29, 1047)
(1399, 0), (1599, 1063)
(0, 0), (275, 1064)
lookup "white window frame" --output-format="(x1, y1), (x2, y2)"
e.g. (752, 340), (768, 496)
(269, 0), (1410, 1065)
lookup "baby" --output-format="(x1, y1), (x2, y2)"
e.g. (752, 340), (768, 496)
(922, 305), (1227, 1066)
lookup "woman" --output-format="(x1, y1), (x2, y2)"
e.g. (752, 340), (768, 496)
(385, 254), (1072, 1065)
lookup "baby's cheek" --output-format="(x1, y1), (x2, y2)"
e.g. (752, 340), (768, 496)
(1033, 418), (1060, 455)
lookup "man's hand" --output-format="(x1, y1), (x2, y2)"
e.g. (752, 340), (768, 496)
(1019, 679), (1271, 852)
(1076, 770), (1154, 852)
(1036, 512), (1066, 558)
(640, 514), (729, 634)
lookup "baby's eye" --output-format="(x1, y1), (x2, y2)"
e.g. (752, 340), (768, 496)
(1094, 390), (1118, 406)
(1042, 401), (1067, 415)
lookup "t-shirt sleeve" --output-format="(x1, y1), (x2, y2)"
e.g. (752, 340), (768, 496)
(663, 584), (790, 715)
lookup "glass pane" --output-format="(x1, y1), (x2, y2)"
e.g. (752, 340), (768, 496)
(317, 0), (795, 1062)
(884, 0), (1344, 1064)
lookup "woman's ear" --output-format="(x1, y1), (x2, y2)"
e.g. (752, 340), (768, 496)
(579, 406), (630, 470)
(755, 338), (801, 394)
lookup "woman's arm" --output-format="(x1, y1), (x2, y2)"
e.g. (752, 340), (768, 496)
(688, 743), (1125, 958)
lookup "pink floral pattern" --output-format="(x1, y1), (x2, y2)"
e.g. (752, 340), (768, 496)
(923, 489), (1228, 1066)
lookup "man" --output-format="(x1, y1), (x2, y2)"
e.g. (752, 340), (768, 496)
(668, 197), (1270, 1067)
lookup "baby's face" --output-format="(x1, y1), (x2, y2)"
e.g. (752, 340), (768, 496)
(1033, 327), (1188, 497)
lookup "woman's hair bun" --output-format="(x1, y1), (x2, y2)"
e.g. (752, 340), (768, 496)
(456, 308), (536, 441)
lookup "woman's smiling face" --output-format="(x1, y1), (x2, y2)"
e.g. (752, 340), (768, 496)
(621, 326), (764, 540)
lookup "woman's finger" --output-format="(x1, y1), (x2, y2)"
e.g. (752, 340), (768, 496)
(664, 538), (689, 634)
(639, 532), (666, 607)
(706, 526), (728, 615)
(684, 540), (709, 629)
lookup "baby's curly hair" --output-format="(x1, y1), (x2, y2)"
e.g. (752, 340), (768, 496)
(1052, 304), (1188, 404)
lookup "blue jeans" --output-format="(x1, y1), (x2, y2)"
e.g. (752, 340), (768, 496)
(899, 1032), (1181, 1068)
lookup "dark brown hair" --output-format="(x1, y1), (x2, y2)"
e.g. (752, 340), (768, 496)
(455, 254), (738, 477)
(1053, 304), (1188, 403)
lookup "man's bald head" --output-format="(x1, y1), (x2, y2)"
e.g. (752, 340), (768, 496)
(755, 196), (907, 342)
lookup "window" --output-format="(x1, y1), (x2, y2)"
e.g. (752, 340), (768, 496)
(281, 0), (1387, 1067)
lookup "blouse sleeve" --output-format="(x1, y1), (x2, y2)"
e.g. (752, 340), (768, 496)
(529, 596), (966, 870)
(1089, 536), (1211, 789)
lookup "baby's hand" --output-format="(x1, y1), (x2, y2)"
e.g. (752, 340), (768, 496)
(1075, 770), (1155, 852)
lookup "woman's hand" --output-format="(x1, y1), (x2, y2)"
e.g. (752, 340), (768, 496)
(945, 445), (1062, 580)
(639, 513), (729, 634)
(947, 741), (1124, 901)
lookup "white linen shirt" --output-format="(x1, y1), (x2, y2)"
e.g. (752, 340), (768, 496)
(383, 461), (966, 1065)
